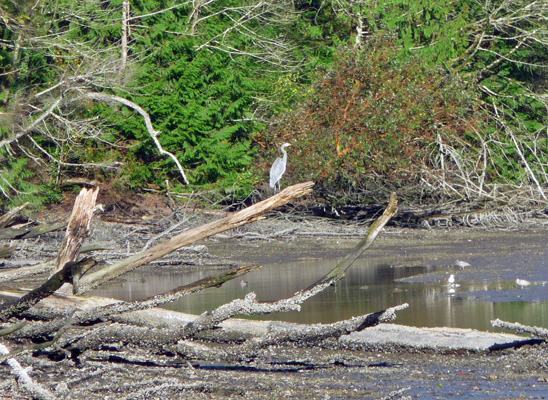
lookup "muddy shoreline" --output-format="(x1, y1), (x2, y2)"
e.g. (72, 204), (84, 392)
(1, 207), (548, 399)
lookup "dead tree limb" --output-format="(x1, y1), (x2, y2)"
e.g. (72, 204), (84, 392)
(75, 264), (261, 324)
(0, 261), (55, 285)
(2, 184), (402, 370)
(0, 259), (97, 321)
(0, 343), (56, 400)
(0, 220), (66, 240)
(491, 319), (548, 339)
(0, 96), (62, 151)
(61, 304), (409, 362)
(75, 181), (314, 294)
(69, 192), (400, 352)
(179, 290), (309, 338)
(2, 264), (260, 340)
(249, 303), (409, 349)
(79, 92), (190, 185)
(54, 187), (99, 274)
(306, 192), (397, 289)
(8, 190), (394, 346)
(0, 244), (109, 286)
(0, 321), (27, 337)
(180, 192), (399, 342)
(0, 202), (29, 229)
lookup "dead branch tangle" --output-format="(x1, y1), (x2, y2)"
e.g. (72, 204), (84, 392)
(0, 184), (409, 399)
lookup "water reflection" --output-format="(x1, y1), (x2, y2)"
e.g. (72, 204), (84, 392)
(92, 255), (548, 332)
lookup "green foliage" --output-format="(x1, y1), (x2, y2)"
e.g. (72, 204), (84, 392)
(92, 0), (345, 194)
(105, 44), (260, 190)
(0, 156), (61, 209)
(1, 0), (547, 209)
(356, 0), (475, 67)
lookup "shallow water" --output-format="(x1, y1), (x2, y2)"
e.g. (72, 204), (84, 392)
(93, 232), (548, 331)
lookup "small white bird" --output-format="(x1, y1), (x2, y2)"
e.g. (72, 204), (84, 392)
(447, 274), (460, 288)
(515, 278), (531, 288)
(240, 280), (248, 288)
(455, 260), (471, 268)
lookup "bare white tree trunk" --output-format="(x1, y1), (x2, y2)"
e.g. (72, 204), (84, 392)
(121, 0), (130, 71)
(354, 0), (364, 48)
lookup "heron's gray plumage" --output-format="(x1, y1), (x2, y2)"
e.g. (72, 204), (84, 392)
(269, 143), (290, 192)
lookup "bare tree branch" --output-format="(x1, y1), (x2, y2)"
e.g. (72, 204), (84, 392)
(491, 318), (548, 339)
(0, 343), (55, 400)
(79, 92), (190, 185)
(0, 258), (96, 322)
(0, 96), (62, 150)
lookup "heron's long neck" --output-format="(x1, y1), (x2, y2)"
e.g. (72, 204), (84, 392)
(281, 149), (287, 161)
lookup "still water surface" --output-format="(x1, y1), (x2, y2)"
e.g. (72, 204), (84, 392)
(93, 244), (548, 332)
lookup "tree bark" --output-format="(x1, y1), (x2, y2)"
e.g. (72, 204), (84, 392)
(54, 187), (99, 274)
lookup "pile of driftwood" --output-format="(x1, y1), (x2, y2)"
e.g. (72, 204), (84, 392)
(0, 183), (409, 399)
(0, 183), (544, 399)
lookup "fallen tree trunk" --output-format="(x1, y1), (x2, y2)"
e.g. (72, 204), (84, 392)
(75, 181), (314, 294)
(0, 259), (97, 321)
(244, 303), (409, 350)
(0, 185), (407, 400)
(0, 244), (113, 286)
(4, 193), (401, 361)
(306, 192), (397, 289)
(60, 303), (409, 363)
(0, 187), (99, 321)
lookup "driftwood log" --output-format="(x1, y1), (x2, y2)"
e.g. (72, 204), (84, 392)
(491, 319), (548, 339)
(0, 258), (97, 321)
(0, 220), (66, 240)
(6, 190), (400, 340)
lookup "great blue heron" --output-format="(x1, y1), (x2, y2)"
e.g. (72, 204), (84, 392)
(269, 143), (291, 192)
